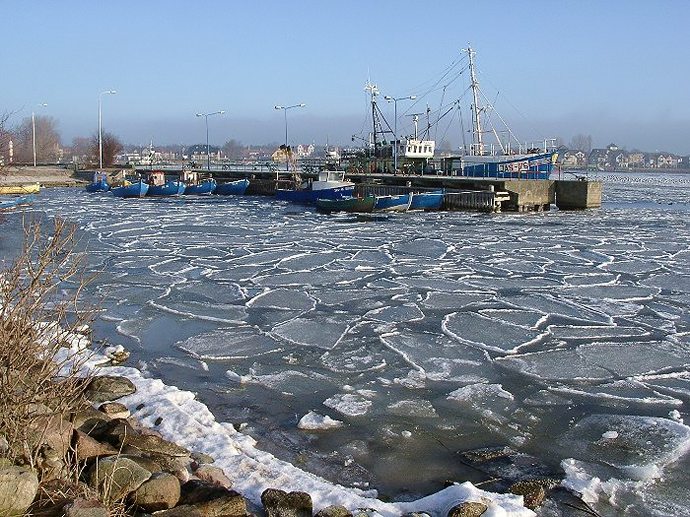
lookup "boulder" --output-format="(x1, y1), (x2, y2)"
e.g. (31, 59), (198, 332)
(0, 435), (8, 454)
(98, 402), (130, 419)
(72, 430), (119, 461)
(190, 451), (215, 466)
(86, 456), (151, 502)
(130, 472), (181, 512)
(120, 432), (190, 457)
(84, 375), (136, 403)
(508, 480), (548, 509)
(315, 505), (354, 517)
(63, 498), (110, 517)
(0, 466), (39, 517)
(149, 504), (205, 516)
(194, 464), (232, 489)
(27, 414), (74, 458)
(447, 502), (487, 517)
(262, 488), (313, 517)
(180, 479), (247, 516)
(70, 407), (112, 434)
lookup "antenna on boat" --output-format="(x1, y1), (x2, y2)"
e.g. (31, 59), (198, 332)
(464, 45), (484, 156)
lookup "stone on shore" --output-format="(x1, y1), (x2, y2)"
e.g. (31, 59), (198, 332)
(180, 479), (247, 516)
(71, 407), (112, 434)
(446, 501), (488, 517)
(72, 429), (119, 461)
(0, 466), (39, 517)
(63, 498), (110, 517)
(508, 480), (548, 509)
(315, 505), (354, 517)
(27, 414), (74, 458)
(194, 464), (232, 489)
(130, 472), (181, 512)
(86, 456), (151, 502)
(84, 375), (136, 403)
(262, 488), (313, 517)
(98, 402), (130, 419)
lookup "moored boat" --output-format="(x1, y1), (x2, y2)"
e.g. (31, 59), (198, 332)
(316, 195), (376, 213)
(410, 190), (444, 210)
(276, 170), (354, 204)
(374, 193), (412, 212)
(182, 170), (216, 195)
(0, 194), (35, 210)
(0, 183), (41, 195)
(146, 171), (185, 196)
(85, 171), (110, 192)
(111, 180), (149, 198)
(215, 178), (249, 195)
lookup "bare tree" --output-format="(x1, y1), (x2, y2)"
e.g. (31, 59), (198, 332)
(569, 134), (592, 153)
(12, 115), (61, 164)
(90, 132), (123, 167)
(222, 139), (244, 160)
(0, 111), (12, 172)
(68, 136), (94, 167)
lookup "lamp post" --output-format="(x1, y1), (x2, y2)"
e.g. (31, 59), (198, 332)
(32, 103), (48, 167)
(195, 111), (225, 171)
(383, 94), (416, 173)
(274, 103), (305, 171)
(98, 90), (117, 169)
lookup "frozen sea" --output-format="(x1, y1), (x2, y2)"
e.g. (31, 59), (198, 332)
(3, 171), (690, 516)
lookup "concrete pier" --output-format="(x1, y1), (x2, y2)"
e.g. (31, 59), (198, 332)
(555, 179), (603, 209)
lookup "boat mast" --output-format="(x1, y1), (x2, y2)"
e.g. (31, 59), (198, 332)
(365, 80), (381, 171)
(466, 46), (483, 156)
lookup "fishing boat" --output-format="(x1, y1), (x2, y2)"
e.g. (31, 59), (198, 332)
(315, 195), (376, 213)
(182, 170), (216, 195)
(85, 171), (110, 192)
(0, 183), (41, 195)
(215, 178), (249, 195)
(111, 179), (149, 198)
(146, 171), (185, 197)
(275, 170), (354, 204)
(374, 193), (412, 212)
(0, 195), (35, 210)
(410, 190), (444, 210)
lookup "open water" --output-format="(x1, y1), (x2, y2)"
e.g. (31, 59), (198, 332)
(4, 171), (690, 516)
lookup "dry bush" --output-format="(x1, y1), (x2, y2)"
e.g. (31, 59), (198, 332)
(0, 215), (95, 469)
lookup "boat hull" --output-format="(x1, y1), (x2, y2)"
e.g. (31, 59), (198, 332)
(185, 179), (217, 195)
(85, 181), (110, 192)
(148, 181), (185, 196)
(215, 179), (249, 195)
(276, 185), (355, 204)
(460, 152), (556, 179)
(410, 191), (444, 210)
(112, 181), (149, 198)
(316, 196), (376, 213)
(0, 195), (35, 210)
(0, 183), (41, 195)
(374, 193), (412, 212)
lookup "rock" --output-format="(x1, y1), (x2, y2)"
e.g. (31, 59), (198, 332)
(130, 472), (181, 512)
(149, 504), (205, 516)
(144, 454), (192, 483)
(89, 418), (139, 447)
(315, 505), (353, 517)
(447, 501), (487, 517)
(70, 407), (112, 434)
(84, 375), (136, 403)
(118, 454), (163, 474)
(0, 466), (39, 517)
(72, 430), (119, 461)
(63, 498), (110, 517)
(86, 456), (152, 503)
(180, 479), (247, 516)
(509, 480), (548, 509)
(27, 414), (74, 458)
(0, 459), (12, 469)
(98, 402), (130, 419)
(262, 488), (313, 517)
(194, 464), (232, 489)
(190, 451), (215, 466)
(0, 435), (8, 454)
(121, 432), (190, 457)
(38, 446), (67, 481)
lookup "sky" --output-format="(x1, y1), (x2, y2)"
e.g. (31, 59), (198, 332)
(3, 0), (690, 154)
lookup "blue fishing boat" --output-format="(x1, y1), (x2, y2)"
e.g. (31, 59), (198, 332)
(0, 194), (35, 210)
(85, 171), (110, 192)
(410, 190), (444, 210)
(215, 178), (249, 195)
(182, 170), (216, 195)
(374, 193), (412, 212)
(111, 180), (149, 198)
(146, 171), (185, 197)
(316, 195), (376, 213)
(275, 170), (354, 204)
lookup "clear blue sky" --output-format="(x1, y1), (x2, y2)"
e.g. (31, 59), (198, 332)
(3, 0), (690, 153)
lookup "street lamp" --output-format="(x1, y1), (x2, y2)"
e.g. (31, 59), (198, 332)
(32, 103), (48, 167)
(195, 110), (225, 171)
(383, 94), (416, 173)
(274, 103), (305, 171)
(98, 90), (117, 169)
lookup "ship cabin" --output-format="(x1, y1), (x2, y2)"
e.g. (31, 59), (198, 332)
(403, 139), (435, 159)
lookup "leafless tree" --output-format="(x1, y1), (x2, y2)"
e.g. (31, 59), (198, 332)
(12, 115), (62, 164)
(68, 136), (95, 166)
(569, 134), (593, 153)
(0, 111), (13, 172)
(222, 139), (244, 160)
(90, 131), (123, 167)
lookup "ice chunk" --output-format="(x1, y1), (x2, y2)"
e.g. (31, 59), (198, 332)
(391, 238), (451, 259)
(324, 393), (373, 417)
(247, 288), (315, 311)
(643, 273), (690, 294)
(298, 411), (343, 430)
(177, 327), (282, 360)
(277, 251), (350, 271)
(421, 291), (494, 310)
(271, 315), (351, 350)
(442, 312), (548, 354)
(364, 303), (424, 324)
(387, 399), (438, 418)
